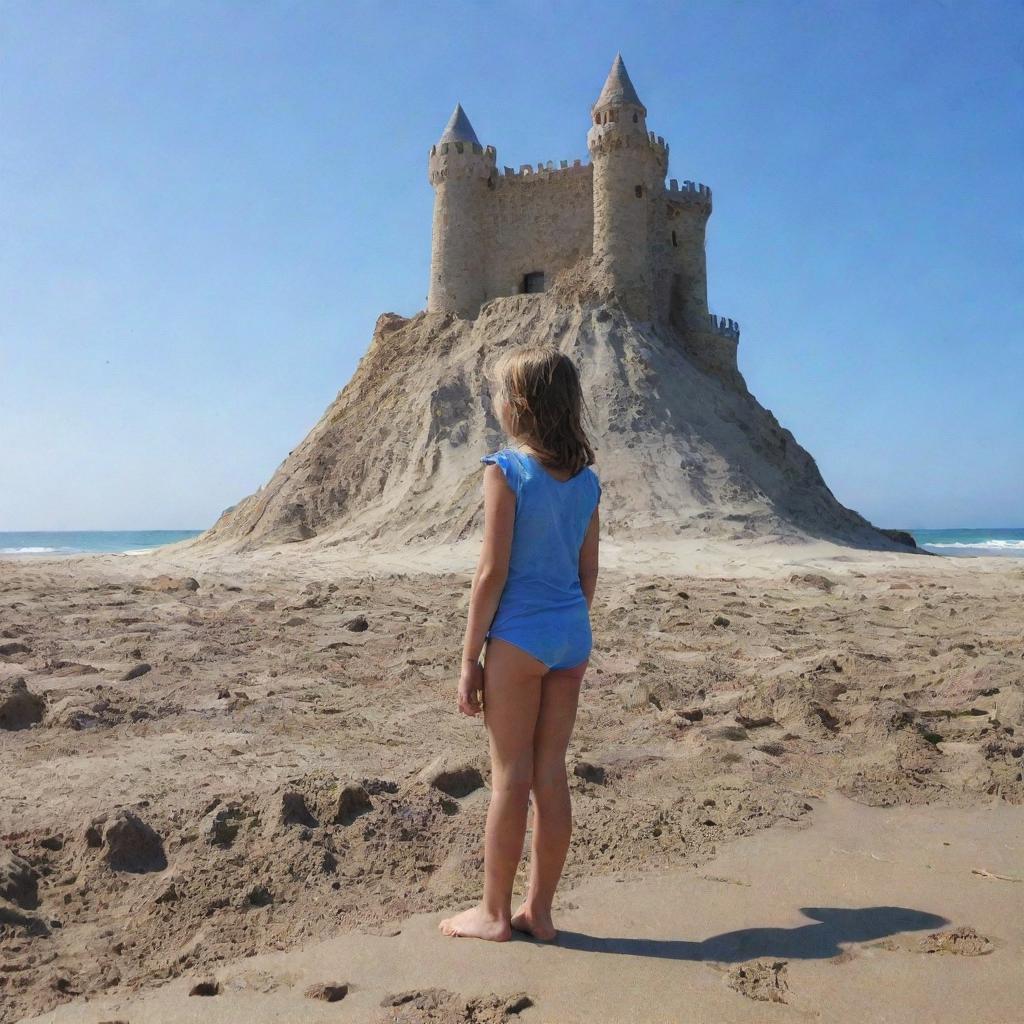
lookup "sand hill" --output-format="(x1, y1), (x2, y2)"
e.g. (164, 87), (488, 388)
(197, 267), (909, 555)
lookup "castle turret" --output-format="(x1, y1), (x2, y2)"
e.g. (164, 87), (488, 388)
(587, 55), (668, 318)
(427, 104), (496, 318)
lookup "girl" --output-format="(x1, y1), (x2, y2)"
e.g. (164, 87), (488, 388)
(438, 344), (601, 944)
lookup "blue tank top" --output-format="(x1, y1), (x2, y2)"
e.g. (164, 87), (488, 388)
(479, 446), (602, 618)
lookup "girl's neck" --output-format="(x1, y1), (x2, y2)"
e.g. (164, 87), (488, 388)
(511, 440), (574, 480)
(511, 439), (544, 460)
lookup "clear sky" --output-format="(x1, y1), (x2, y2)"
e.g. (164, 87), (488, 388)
(1, 0), (1021, 531)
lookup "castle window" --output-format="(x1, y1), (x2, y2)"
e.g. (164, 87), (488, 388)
(672, 230), (678, 247)
(522, 271), (545, 294)
(635, 185), (643, 198)
(632, 112), (639, 123)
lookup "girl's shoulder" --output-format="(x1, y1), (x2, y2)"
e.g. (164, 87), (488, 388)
(582, 463), (602, 504)
(480, 448), (521, 493)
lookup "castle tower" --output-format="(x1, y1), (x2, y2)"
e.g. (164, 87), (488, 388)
(587, 54), (668, 318)
(427, 103), (496, 318)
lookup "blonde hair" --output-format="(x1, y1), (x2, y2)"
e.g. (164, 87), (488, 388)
(491, 344), (596, 476)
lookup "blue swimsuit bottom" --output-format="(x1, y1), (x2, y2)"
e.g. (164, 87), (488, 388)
(480, 447), (602, 673)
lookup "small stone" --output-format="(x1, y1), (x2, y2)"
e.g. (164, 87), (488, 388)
(121, 663), (152, 681)
(0, 641), (31, 657)
(305, 981), (349, 1002)
(418, 757), (485, 797)
(204, 803), (246, 847)
(345, 615), (369, 632)
(712, 615), (730, 627)
(0, 677), (46, 730)
(100, 811), (167, 873)
(573, 760), (605, 784)
(0, 847), (39, 909)
(333, 783), (372, 826)
(246, 884), (273, 907)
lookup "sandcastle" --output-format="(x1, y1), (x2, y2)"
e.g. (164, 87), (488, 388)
(427, 54), (739, 376)
(196, 56), (912, 554)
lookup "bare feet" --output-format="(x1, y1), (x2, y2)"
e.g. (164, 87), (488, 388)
(511, 901), (557, 941)
(437, 904), (512, 942)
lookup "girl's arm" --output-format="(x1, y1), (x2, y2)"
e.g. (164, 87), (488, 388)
(461, 464), (515, 665)
(578, 506), (600, 610)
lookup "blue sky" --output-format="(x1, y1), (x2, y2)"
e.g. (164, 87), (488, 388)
(1, 0), (1021, 530)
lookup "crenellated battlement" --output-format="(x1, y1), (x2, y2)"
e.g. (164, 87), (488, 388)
(496, 158), (591, 182)
(667, 179), (712, 208)
(647, 130), (669, 155)
(428, 140), (497, 159)
(708, 313), (740, 338)
(587, 125), (668, 161)
(428, 140), (497, 187)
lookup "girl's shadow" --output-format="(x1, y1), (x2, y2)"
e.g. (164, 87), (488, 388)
(549, 906), (948, 961)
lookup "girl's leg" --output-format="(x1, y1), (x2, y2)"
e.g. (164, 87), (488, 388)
(438, 637), (546, 941)
(512, 658), (587, 941)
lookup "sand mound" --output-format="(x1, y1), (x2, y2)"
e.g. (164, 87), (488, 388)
(195, 273), (909, 553)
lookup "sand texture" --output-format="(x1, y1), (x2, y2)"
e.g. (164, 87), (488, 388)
(194, 283), (913, 553)
(2, 544), (1022, 1022)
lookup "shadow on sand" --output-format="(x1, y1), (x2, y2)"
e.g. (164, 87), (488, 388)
(547, 906), (948, 961)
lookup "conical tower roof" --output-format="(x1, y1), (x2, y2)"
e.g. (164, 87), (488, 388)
(593, 53), (644, 111)
(438, 103), (481, 146)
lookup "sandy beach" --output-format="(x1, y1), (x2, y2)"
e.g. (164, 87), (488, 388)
(2, 541), (1022, 1023)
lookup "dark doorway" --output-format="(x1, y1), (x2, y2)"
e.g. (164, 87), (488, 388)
(522, 271), (545, 294)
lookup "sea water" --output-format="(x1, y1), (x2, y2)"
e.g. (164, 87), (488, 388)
(0, 531), (202, 556)
(910, 528), (1024, 558)
(2, 528), (1022, 559)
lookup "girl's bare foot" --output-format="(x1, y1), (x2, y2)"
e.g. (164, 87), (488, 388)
(511, 901), (557, 941)
(437, 904), (512, 941)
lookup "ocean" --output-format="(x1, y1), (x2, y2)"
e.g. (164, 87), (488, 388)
(1, 528), (1021, 558)
(910, 528), (1024, 558)
(0, 530), (202, 556)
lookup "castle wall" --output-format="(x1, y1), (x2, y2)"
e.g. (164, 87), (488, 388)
(485, 163), (593, 301)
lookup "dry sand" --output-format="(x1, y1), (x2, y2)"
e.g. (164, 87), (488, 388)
(196, 289), (914, 554)
(2, 541), (1023, 1022)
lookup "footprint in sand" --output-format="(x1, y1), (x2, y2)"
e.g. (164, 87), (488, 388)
(724, 958), (789, 1003)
